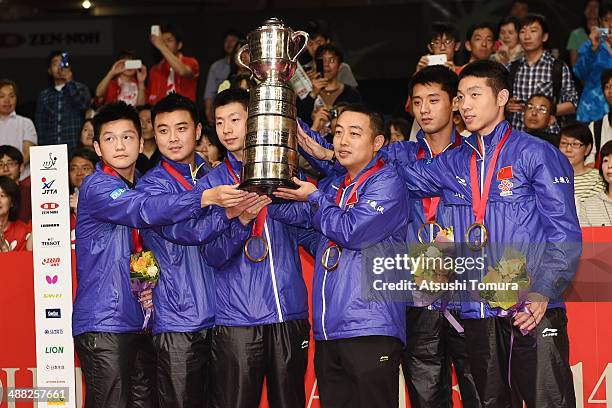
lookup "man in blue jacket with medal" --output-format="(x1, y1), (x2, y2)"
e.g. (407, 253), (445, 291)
(398, 60), (582, 408)
(272, 104), (410, 407)
(74, 101), (250, 408)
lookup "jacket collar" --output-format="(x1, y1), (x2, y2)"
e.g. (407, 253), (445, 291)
(464, 120), (511, 157)
(160, 153), (206, 182)
(342, 151), (385, 186)
(225, 151), (243, 177)
(415, 125), (462, 158)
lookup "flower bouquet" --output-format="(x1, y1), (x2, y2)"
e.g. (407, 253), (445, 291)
(479, 248), (530, 310)
(130, 250), (160, 329)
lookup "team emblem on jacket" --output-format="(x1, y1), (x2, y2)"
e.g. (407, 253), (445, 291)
(497, 165), (514, 197)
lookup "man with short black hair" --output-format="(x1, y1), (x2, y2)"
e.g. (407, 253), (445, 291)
(35, 50), (91, 148)
(523, 93), (558, 145)
(135, 104), (160, 174)
(0, 145), (30, 222)
(203, 29), (241, 124)
(507, 13), (579, 134)
(148, 24), (199, 104)
(464, 23), (495, 63)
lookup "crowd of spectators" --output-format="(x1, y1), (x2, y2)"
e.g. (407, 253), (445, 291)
(3, 1), (612, 251)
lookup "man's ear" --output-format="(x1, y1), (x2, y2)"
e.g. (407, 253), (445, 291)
(93, 141), (102, 158)
(139, 136), (144, 154)
(542, 33), (549, 44)
(454, 42), (461, 52)
(178, 41), (184, 52)
(547, 114), (556, 126)
(497, 89), (510, 107)
(427, 44), (434, 54)
(195, 122), (202, 142)
(465, 41), (472, 52)
(373, 134), (385, 152)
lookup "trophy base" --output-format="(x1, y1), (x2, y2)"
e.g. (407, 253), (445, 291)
(239, 178), (299, 196)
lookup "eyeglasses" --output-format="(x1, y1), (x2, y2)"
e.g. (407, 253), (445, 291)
(430, 39), (454, 47)
(0, 161), (19, 169)
(322, 57), (337, 64)
(526, 103), (549, 114)
(559, 141), (585, 149)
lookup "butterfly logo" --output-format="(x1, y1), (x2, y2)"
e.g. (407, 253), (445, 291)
(46, 275), (58, 284)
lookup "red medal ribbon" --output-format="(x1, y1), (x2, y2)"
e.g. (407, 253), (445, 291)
(328, 158), (385, 248)
(416, 130), (462, 222)
(101, 162), (143, 253)
(161, 161), (194, 191)
(469, 127), (512, 224)
(225, 158), (267, 239)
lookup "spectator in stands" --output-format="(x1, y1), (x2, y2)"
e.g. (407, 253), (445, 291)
(195, 125), (226, 171)
(508, 14), (579, 134)
(0, 176), (31, 252)
(579, 140), (612, 225)
(415, 22), (462, 74)
(523, 93), (559, 145)
(148, 24), (199, 105)
(385, 117), (411, 143)
(574, 2), (612, 123)
(203, 29), (241, 124)
(567, 0), (600, 67)
(491, 16), (523, 65)
(77, 119), (95, 151)
(95, 51), (147, 107)
(559, 122), (605, 202)
(509, 0), (529, 19)
(587, 68), (612, 166)
(303, 24), (359, 88)
(297, 44), (361, 126)
(135, 105), (160, 174)
(464, 23), (495, 64)
(68, 148), (97, 246)
(35, 50), (91, 149)
(217, 39), (257, 93)
(0, 146), (30, 223)
(0, 79), (37, 180)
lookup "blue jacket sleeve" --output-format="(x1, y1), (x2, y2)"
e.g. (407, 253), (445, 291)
(527, 145), (583, 299)
(308, 171), (409, 250)
(395, 154), (447, 198)
(296, 226), (320, 256)
(381, 140), (417, 166)
(267, 200), (314, 228)
(201, 217), (252, 268)
(152, 206), (231, 246)
(573, 41), (597, 81)
(84, 177), (202, 227)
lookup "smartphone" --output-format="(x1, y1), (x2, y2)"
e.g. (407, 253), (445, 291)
(598, 27), (609, 38)
(60, 52), (70, 69)
(427, 54), (447, 66)
(124, 59), (142, 70)
(316, 58), (325, 76)
(151, 25), (161, 36)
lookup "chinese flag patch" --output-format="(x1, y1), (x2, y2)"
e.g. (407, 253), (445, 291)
(497, 166), (513, 180)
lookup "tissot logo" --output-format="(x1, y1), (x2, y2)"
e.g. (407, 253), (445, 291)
(41, 177), (58, 194)
(42, 257), (61, 267)
(41, 238), (60, 247)
(41, 153), (58, 170)
(45, 308), (61, 318)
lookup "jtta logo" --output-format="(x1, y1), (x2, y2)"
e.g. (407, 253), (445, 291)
(41, 177), (58, 195)
(41, 153), (58, 171)
(46, 275), (58, 284)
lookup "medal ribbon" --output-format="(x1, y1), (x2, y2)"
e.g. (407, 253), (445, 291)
(225, 158), (267, 239)
(161, 161), (194, 191)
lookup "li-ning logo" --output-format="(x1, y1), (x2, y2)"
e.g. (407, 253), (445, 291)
(542, 328), (558, 337)
(45, 308), (61, 318)
(42, 257), (60, 267)
(46, 275), (58, 284)
(41, 153), (58, 170)
(42, 238), (60, 247)
(41, 177), (58, 194)
(301, 340), (309, 349)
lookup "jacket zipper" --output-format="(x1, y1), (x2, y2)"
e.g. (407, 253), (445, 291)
(264, 221), (284, 322)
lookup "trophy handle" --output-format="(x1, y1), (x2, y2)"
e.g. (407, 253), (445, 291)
(235, 44), (252, 73)
(289, 30), (309, 62)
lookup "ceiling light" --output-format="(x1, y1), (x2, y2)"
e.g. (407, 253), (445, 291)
(82, 0), (92, 9)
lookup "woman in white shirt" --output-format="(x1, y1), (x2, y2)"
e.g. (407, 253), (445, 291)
(579, 140), (612, 226)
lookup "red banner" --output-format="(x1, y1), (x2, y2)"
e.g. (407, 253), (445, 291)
(1, 228), (612, 407)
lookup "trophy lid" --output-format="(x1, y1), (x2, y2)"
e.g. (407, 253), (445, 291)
(261, 17), (285, 28)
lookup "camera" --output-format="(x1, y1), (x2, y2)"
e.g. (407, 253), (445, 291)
(60, 52), (70, 69)
(329, 108), (339, 120)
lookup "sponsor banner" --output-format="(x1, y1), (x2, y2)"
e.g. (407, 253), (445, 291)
(0, 19), (113, 58)
(30, 146), (76, 407)
(2, 230), (612, 406)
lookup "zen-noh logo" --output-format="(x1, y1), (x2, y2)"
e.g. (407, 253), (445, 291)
(41, 202), (60, 215)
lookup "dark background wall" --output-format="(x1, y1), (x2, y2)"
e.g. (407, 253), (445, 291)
(0, 0), (585, 121)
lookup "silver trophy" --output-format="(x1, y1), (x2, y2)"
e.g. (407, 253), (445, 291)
(236, 18), (308, 194)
